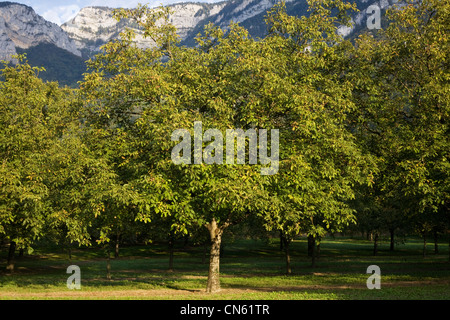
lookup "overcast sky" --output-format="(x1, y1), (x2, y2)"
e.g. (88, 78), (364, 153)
(12, 0), (226, 25)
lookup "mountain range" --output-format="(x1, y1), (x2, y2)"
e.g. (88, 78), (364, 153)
(0, 0), (397, 86)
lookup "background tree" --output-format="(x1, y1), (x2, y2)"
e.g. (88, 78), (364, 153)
(258, 0), (375, 269)
(0, 56), (67, 271)
(80, 5), (275, 292)
(343, 0), (449, 257)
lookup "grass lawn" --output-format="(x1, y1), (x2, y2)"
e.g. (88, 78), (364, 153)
(0, 236), (449, 300)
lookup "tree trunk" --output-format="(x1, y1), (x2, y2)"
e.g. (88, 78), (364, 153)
(307, 235), (315, 257)
(106, 247), (111, 280)
(285, 242), (291, 274)
(168, 237), (174, 272)
(206, 219), (227, 293)
(389, 228), (395, 251)
(433, 230), (439, 254)
(6, 241), (16, 273)
(115, 233), (120, 258)
(373, 233), (379, 256)
(281, 234), (291, 275)
(423, 234), (427, 257)
(68, 243), (72, 262)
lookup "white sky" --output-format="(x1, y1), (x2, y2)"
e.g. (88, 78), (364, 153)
(11, 0), (227, 25)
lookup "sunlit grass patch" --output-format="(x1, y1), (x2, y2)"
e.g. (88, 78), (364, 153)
(1, 236), (449, 300)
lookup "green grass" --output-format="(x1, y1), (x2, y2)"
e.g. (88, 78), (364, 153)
(0, 236), (449, 300)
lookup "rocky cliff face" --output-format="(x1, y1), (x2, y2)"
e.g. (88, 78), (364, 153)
(60, 6), (121, 58)
(0, 0), (402, 63)
(212, 0), (293, 26)
(61, 1), (299, 57)
(61, 2), (228, 58)
(168, 2), (227, 39)
(0, 0), (401, 84)
(0, 2), (81, 61)
(0, 15), (16, 61)
(61, 0), (401, 57)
